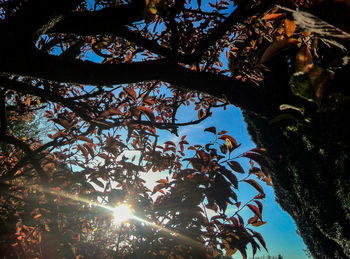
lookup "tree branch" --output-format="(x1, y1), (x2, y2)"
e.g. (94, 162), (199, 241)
(0, 134), (48, 183)
(2, 0), (83, 41)
(2, 51), (265, 114)
(48, 3), (145, 35)
(0, 77), (94, 122)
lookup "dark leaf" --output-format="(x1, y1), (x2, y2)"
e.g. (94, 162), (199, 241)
(242, 152), (270, 169)
(243, 179), (264, 195)
(91, 178), (104, 189)
(219, 167), (238, 189)
(77, 145), (89, 162)
(247, 204), (262, 220)
(135, 106), (156, 124)
(204, 127), (216, 134)
(227, 161), (245, 174)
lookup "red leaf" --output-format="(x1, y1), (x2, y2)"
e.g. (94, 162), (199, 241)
(242, 152), (269, 169)
(248, 216), (259, 225)
(252, 221), (267, 227)
(77, 136), (93, 143)
(218, 130), (228, 135)
(152, 183), (166, 195)
(219, 168), (238, 189)
(249, 147), (267, 155)
(255, 200), (263, 215)
(77, 145), (89, 162)
(247, 204), (262, 220)
(124, 88), (137, 102)
(227, 161), (245, 174)
(164, 141), (176, 146)
(135, 106), (155, 124)
(83, 143), (95, 159)
(156, 179), (168, 184)
(108, 109), (123, 116)
(237, 214), (244, 226)
(260, 38), (299, 64)
(219, 135), (238, 146)
(262, 13), (285, 21)
(197, 150), (210, 165)
(250, 229), (268, 252)
(204, 127), (216, 134)
(254, 193), (266, 199)
(243, 179), (264, 195)
(100, 109), (122, 117)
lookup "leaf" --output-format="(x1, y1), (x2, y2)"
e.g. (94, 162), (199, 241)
(197, 150), (210, 165)
(164, 141), (176, 146)
(77, 145), (89, 162)
(204, 127), (216, 134)
(219, 135), (238, 146)
(249, 147), (267, 155)
(242, 152), (269, 170)
(152, 183), (166, 195)
(25, 96), (31, 106)
(248, 216), (259, 225)
(255, 200), (263, 215)
(220, 144), (227, 154)
(83, 143), (95, 159)
(263, 13), (285, 21)
(252, 221), (267, 227)
(77, 136), (93, 143)
(247, 204), (262, 220)
(285, 18), (296, 37)
(264, 176), (273, 186)
(14, 170), (22, 176)
(218, 130), (228, 135)
(135, 106), (155, 124)
(124, 88), (137, 102)
(243, 179), (264, 194)
(91, 178), (104, 189)
(33, 214), (42, 219)
(260, 38), (299, 64)
(227, 161), (244, 174)
(219, 167), (238, 189)
(250, 230), (268, 252)
(156, 179), (168, 184)
(296, 46), (314, 72)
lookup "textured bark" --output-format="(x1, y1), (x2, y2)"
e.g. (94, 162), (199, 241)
(242, 53), (350, 258)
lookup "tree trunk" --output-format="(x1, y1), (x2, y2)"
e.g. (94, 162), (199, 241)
(240, 52), (350, 258)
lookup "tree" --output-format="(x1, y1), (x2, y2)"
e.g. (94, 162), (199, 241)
(0, 0), (349, 258)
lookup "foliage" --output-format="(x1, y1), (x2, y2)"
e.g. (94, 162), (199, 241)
(0, 0), (349, 258)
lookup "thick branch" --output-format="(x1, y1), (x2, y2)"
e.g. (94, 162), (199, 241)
(50, 3), (145, 35)
(48, 0), (276, 64)
(2, 51), (265, 114)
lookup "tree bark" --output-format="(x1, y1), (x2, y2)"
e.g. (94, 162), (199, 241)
(242, 52), (350, 258)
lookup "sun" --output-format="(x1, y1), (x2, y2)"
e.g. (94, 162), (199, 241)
(113, 204), (133, 225)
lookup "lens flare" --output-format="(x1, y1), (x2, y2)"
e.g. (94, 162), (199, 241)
(113, 204), (133, 225)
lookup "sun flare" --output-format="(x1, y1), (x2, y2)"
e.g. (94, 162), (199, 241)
(113, 204), (133, 225)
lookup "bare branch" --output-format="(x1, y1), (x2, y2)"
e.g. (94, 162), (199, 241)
(2, 51), (265, 113)
(48, 3), (145, 35)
